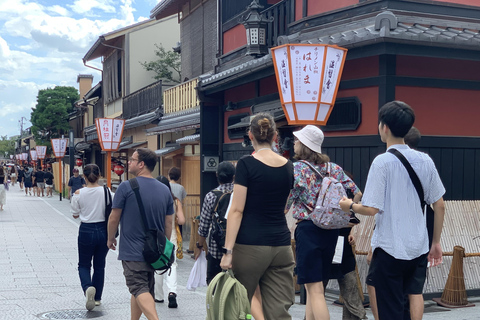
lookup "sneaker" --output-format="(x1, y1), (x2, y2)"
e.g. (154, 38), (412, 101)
(168, 293), (177, 308)
(95, 301), (101, 306)
(85, 286), (96, 311)
(154, 299), (164, 303)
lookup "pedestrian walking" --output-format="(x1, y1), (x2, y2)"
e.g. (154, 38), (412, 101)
(0, 167), (6, 211)
(17, 166), (24, 191)
(34, 166), (46, 197)
(68, 168), (86, 199)
(339, 101), (445, 320)
(44, 167), (54, 197)
(10, 165), (16, 186)
(220, 113), (295, 320)
(154, 175), (185, 308)
(196, 161), (235, 283)
(107, 148), (174, 320)
(32, 167), (38, 196)
(23, 166), (33, 196)
(286, 125), (362, 320)
(71, 164), (111, 311)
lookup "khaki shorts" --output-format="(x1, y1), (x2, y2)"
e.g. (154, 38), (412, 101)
(122, 260), (155, 298)
(37, 182), (45, 189)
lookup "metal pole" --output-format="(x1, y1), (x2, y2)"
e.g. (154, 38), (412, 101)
(106, 151), (112, 188)
(59, 158), (62, 201)
(69, 130), (75, 177)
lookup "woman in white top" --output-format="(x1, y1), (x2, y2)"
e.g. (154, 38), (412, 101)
(71, 164), (111, 311)
(154, 175), (185, 308)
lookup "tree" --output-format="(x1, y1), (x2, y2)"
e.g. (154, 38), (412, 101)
(30, 86), (79, 145)
(0, 136), (15, 158)
(141, 44), (181, 83)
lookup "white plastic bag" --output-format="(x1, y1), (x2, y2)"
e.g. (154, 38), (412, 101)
(186, 250), (207, 291)
(332, 236), (344, 264)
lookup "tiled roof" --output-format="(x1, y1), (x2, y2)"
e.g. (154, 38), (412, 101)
(146, 107), (200, 135)
(176, 134), (200, 144)
(199, 11), (480, 90)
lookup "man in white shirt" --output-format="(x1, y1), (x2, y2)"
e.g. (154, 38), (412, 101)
(340, 101), (445, 320)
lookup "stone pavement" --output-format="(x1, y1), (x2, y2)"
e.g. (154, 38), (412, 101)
(1, 182), (480, 320)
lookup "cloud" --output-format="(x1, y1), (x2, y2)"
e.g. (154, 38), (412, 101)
(69, 0), (116, 15)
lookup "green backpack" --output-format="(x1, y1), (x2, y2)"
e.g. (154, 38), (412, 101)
(206, 269), (251, 320)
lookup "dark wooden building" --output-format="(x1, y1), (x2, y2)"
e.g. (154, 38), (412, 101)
(193, 0), (480, 202)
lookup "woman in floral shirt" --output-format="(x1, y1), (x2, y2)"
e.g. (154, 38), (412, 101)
(286, 125), (362, 320)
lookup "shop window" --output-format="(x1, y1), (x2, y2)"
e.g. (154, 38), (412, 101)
(321, 97), (361, 132)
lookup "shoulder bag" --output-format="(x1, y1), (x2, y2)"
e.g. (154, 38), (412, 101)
(129, 178), (175, 274)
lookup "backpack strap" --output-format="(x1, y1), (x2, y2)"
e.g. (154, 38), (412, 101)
(128, 178), (148, 231)
(388, 148), (426, 214)
(211, 189), (226, 214)
(299, 160), (324, 179)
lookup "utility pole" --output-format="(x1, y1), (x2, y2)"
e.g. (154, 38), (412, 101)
(18, 117), (26, 155)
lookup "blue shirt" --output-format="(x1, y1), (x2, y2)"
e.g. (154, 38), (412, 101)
(113, 176), (174, 261)
(362, 144), (445, 260)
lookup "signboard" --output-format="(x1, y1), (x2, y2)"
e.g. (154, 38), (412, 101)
(95, 118), (125, 151)
(51, 138), (68, 158)
(36, 146), (47, 159)
(203, 155), (219, 172)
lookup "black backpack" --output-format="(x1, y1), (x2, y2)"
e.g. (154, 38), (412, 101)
(210, 190), (232, 248)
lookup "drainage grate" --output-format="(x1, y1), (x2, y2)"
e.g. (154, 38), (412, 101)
(37, 310), (105, 319)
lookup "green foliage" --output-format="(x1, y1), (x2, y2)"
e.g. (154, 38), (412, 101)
(0, 136), (15, 158)
(30, 86), (79, 144)
(141, 44), (181, 83)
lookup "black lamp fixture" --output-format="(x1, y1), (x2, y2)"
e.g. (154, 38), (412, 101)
(241, 0), (273, 58)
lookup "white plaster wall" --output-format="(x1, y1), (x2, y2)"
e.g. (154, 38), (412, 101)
(127, 15), (180, 94)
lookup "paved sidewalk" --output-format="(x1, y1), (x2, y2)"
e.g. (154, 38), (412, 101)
(1, 183), (480, 319)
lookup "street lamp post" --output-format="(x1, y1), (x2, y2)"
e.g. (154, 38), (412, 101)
(95, 118), (125, 189)
(51, 138), (68, 201)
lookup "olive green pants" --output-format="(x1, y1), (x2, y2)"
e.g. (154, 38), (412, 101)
(232, 243), (295, 320)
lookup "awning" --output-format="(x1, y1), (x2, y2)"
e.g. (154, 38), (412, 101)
(124, 111), (160, 130)
(155, 144), (183, 157)
(227, 100), (285, 130)
(147, 107), (200, 135)
(75, 142), (92, 152)
(117, 141), (147, 152)
(176, 134), (200, 144)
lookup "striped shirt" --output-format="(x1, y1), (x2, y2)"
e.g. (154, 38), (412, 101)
(198, 183), (234, 260)
(362, 144), (445, 260)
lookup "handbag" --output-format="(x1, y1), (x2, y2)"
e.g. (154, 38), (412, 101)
(129, 178), (175, 274)
(104, 186), (117, 237)
(388, 149), (435, 246)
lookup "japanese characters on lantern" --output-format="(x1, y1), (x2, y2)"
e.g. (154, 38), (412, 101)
(51, 138), (68, 158)
(271, 44), (347, 125)
(36, 146), (47, 159)
(95, 118), (125, 151)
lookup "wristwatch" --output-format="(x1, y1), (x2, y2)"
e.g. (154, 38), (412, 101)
(196, 242), (203, 249)
(222, 248), (233, 255)
(349, 202), (356, 214)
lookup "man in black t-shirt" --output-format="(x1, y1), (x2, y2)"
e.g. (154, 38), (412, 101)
(44, 167), (54, 198)
(34, 167), (46, 197)
(17, 166), (25, 191)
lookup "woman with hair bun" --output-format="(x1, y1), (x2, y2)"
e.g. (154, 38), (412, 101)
(220, 113), (295, 319)
(71, 164), (111, 311)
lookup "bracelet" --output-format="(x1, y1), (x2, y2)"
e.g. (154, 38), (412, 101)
(349, 202), (355, 213)
(196, 242), (203, 249)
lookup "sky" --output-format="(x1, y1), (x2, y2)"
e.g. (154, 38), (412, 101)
(0, 0), (161, 138)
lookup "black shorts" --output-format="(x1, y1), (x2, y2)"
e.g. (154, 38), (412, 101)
(366, 248), (428, 320)
(294, 220), (339, 284)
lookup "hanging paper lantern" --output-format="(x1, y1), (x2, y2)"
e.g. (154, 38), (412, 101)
(114, 164), (124, 176)
(76, 158), (83, 167)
